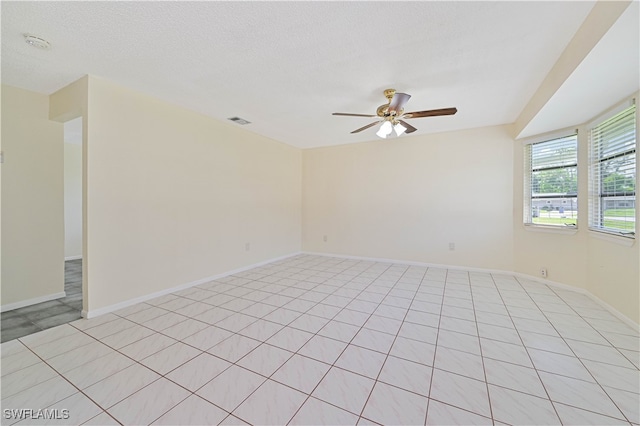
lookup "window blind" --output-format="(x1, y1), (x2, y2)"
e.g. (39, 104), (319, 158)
(589, 104), (636, 236)
(524, 134), (578, 226)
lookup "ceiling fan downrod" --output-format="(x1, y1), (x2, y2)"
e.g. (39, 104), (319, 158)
(377, 88), (397, 117)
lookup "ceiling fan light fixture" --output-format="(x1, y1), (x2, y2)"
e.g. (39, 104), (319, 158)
(332, 89), (457, 137)
(376, 121), (393, 138)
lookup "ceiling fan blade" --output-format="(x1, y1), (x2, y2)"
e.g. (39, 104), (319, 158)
(399, 120), (418, 134)
(332, 112), (377, 118)
(404, 107), (457, 118)
(388, 92), (411, 114)
(351, 121), (379, 134)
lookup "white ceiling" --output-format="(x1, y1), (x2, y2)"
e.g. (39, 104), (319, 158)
(518, 1), (639, 138)
(0, 1), (613, 148)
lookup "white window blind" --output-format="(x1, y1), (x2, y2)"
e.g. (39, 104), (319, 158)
(589, 104), (636, 237)
(524, 134), (578, 227)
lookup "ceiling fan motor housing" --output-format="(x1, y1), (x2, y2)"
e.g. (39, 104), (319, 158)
(377, 88), (401, 117)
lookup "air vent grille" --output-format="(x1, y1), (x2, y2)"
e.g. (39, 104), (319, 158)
(228, 117), (251, 125)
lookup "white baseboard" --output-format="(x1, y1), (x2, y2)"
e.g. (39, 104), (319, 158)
(65, 255), (83, 261)
(580, 292), (640, 332)
(80, 249), (637, 331)
(302, 251), (514, 275)
(302, 251), (639, 331)
(83, 252), (302, 319)
(1, 292), (67, 313)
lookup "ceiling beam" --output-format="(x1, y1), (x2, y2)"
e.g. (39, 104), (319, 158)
(514, 0), (632, 139)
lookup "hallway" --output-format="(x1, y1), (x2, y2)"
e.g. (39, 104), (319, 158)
(1, 259), (82, 342)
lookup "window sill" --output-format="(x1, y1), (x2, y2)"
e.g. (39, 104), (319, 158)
(588, 230), (635, 247)
(523, 224), (578, 235)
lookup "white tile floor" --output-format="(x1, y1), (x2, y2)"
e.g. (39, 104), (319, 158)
(1, 254), (639, 425)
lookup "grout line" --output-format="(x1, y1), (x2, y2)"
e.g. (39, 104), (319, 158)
(489, 274), (566, 423)
(145, 255), (388, 423)
(499, 275), (635, 424)
(4, 255), (638, 426)
(547, 285), (640, 368)
(468, 271), (497, 425)
(511, 275), (634, 424)
(284, 260), (399, 424)
(14, 341), (126, 425)
(53, 256), (341, 422)
(355, 264), (422, 423)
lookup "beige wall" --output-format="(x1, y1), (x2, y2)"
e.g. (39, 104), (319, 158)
(4, 76), (635, 325)
(82, 77), (301, 312)
(1, 85), (65, 307)
(304, 121), (637, 325)
(302, 125), (515, 271)
(513, 130), (589, 290)
(64, 142), (83, 259)
(585, 97), (640, 324)
(513, 112), (639, 324)
(587, 236), (639, 324)
(584, 100), (639, 324)
(50, 77), (89, 312)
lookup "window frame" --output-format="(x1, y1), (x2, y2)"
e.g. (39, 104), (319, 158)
(588, 101), (637, 239)
(523, 131), (579, 230)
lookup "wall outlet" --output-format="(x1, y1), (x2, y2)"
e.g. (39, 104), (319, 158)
(540, 268), (547, 278)
(448, 242), (455, 251)
(245, 242), (250, 251)
(323, 235), (327, 242)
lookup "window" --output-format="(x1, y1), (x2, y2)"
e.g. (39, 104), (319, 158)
(524, 134), (578, 227)
(589, 104), (636, 237)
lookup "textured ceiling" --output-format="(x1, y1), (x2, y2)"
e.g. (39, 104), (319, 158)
(518, 1), (639, 138)
(2, 1), (598, 148)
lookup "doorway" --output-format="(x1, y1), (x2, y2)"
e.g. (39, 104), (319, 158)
(0, 117), (84, 342)
(62, 117), (84, 312)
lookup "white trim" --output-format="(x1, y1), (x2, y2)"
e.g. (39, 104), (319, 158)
(82, 252), (301, 319)
(518, 126), (578, 145)
(65, 255), (83, 261)
(303, 251), (515, 275)
(79, 249), (638, 330)
(302, 251), (639, 330)
(512, 273), (583, 293)
(587, 95), (636, 129)
(523, 224), (578, 235)
(582, 292), (640, 333)
(588, 230), (635, 247)
(511, 273), (639, 332)
(1, 292), (66, 313)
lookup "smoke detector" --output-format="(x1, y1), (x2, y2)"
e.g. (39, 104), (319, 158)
(24, 34), (51, 50)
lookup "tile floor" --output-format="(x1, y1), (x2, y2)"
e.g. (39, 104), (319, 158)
(1, 260), (82, 343)
(1, 254), (639, 425)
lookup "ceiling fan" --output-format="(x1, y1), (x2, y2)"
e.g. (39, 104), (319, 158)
(332, 89), (457, 138)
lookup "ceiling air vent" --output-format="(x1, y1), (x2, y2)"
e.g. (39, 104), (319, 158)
(227, 117), (251, 125)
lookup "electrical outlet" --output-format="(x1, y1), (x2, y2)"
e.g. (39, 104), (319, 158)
(449, 242), (455, 251)
(541, 268), (547, 278)
(323, 235), (327, 242)
(245, 243), (250, 251)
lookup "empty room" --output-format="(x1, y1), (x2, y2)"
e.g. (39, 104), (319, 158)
(1, 1), (638, 425)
